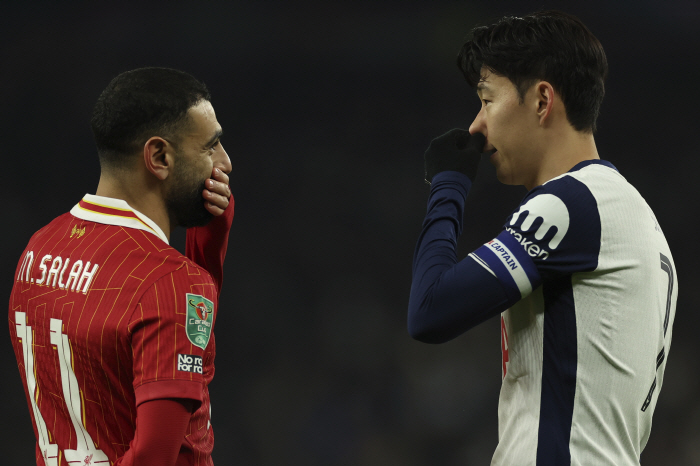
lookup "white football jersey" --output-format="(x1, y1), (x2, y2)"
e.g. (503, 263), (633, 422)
(469, 160), (677, 465)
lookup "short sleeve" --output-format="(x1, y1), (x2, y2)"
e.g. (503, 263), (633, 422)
(469, 175), (601, 302)
(129, 262), (217, 407)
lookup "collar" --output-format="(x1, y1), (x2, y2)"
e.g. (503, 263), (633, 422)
(568, 159), (618, 173)
(70, 194), (169, 244)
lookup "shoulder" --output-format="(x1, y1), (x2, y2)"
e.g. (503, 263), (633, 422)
(502, 162), (616, 276)
(507, 166), (602, 251)
(75, 222), (216, 304)
(509, 160), (625, 232)
(515, 162), (611, 229)
(126, 254), (217, 328)
(27, 212), (74, 244)
(134, 243), (216, 292)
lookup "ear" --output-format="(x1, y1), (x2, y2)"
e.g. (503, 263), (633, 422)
(535, 81), (556, 126)
(142, 137), (175, 181)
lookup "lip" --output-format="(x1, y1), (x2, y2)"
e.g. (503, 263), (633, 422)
(489, 150), (499, 163)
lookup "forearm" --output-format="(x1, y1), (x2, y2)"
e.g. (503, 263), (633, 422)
(186, 202), (234, 294)
(408, 172), (509, 343)
(115, 398), (193, 466)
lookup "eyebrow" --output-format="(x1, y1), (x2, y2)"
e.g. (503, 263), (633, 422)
(204, 128), (223, 148)
(476, 83), (491, 94)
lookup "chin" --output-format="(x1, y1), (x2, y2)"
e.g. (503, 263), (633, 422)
(495, 169), (518, 186)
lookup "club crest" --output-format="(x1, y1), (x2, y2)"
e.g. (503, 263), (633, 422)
(186, 293), (214, 349)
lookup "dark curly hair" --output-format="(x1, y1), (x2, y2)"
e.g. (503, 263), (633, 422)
(457, 11), (607, 133)
(91, 67), (211, 168)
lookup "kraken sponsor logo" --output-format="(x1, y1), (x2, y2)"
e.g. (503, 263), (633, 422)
(507, 194), (570, 260)
(505, 227), (550, 260)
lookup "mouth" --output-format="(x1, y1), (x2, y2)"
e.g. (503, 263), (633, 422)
(482, 141), (497, 155)
(485, 146), (498, 163)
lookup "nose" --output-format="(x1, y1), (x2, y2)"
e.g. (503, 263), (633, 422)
(469, 107), (486, 137)
(214, 144), (232, 174)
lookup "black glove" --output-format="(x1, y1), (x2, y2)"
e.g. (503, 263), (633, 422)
(424, 129), (486, 184)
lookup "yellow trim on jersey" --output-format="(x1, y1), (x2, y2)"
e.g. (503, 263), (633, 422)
(76, 204), (156, 232)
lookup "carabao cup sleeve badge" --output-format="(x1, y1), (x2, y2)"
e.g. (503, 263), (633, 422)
(185, 293), (214, 349)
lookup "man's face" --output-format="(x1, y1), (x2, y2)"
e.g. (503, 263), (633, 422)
(166, 100), (230, 228)
(469, 69), (541, 187)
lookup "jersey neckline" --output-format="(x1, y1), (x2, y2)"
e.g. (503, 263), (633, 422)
(568, 159), (618, 173)
(70, 194), (169, 244)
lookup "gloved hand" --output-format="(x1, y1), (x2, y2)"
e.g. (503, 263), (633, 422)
(424, 129), (486, 184)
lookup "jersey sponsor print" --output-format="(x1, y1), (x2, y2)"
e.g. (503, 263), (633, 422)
(467, 161), (677, 465)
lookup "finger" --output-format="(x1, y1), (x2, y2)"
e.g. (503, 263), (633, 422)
(467, 132), (486, 153)
(211, 167), (230, 185)
(206, 178), (231, 199)
(431, 128), (470, 151)
(204, 200), (225, 217)
(202, 189), (230, 212)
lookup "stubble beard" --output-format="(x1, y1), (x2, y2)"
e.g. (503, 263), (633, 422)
(166, 159), (213, 229)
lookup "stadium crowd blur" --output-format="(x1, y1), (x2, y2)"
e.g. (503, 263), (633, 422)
(2, 1), (698, 464)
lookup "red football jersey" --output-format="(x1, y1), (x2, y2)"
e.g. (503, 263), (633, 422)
(9, 194), (233, 466)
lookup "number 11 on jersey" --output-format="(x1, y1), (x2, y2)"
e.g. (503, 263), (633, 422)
(16, 312), (109, 465)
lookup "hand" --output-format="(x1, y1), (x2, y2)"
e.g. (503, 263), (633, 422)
(203, 167), (231, 216)
(424, 129), (486, 184)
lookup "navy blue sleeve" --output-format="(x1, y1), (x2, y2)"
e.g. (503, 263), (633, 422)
(470, 174), (601, 297)
(408, 171), (512, 344)
(408, 169), (603, 344)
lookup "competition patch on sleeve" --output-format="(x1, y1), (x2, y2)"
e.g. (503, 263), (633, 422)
(470, 231), (541, 301)
(186, 294), (214, 349)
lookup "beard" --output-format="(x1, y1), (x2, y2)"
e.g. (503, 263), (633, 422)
(165, 160), (213, 229)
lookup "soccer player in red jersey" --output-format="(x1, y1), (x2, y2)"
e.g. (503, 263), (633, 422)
(9, 68), (233, 466)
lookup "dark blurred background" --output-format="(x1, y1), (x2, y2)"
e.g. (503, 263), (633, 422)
(2, 1), (698, 464)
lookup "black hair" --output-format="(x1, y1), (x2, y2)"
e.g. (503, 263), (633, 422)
(457, 10), (608, 133)
(90, 67), (211, 168)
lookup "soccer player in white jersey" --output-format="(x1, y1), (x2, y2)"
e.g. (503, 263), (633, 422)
(407, 10), (677, 465)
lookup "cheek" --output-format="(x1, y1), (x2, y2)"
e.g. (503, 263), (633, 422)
(494, 108), (526, 147)
(195, 154), (214, 178)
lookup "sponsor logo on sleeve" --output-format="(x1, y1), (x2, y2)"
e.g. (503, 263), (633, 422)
(506, 194), (570, 260)
(177, 354), (203, 374)
(186, 293), (214, 349)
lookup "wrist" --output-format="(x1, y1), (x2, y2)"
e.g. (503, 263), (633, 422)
(430, 171), (472, 190)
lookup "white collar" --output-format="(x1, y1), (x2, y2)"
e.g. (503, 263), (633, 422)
(70, 194), (169, 244)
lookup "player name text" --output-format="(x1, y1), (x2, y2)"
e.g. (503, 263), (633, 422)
(16, 251), (99, 294)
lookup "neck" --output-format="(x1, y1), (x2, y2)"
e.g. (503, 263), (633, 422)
(528, 129), (599, 190)
(95, 169), (172, 240)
